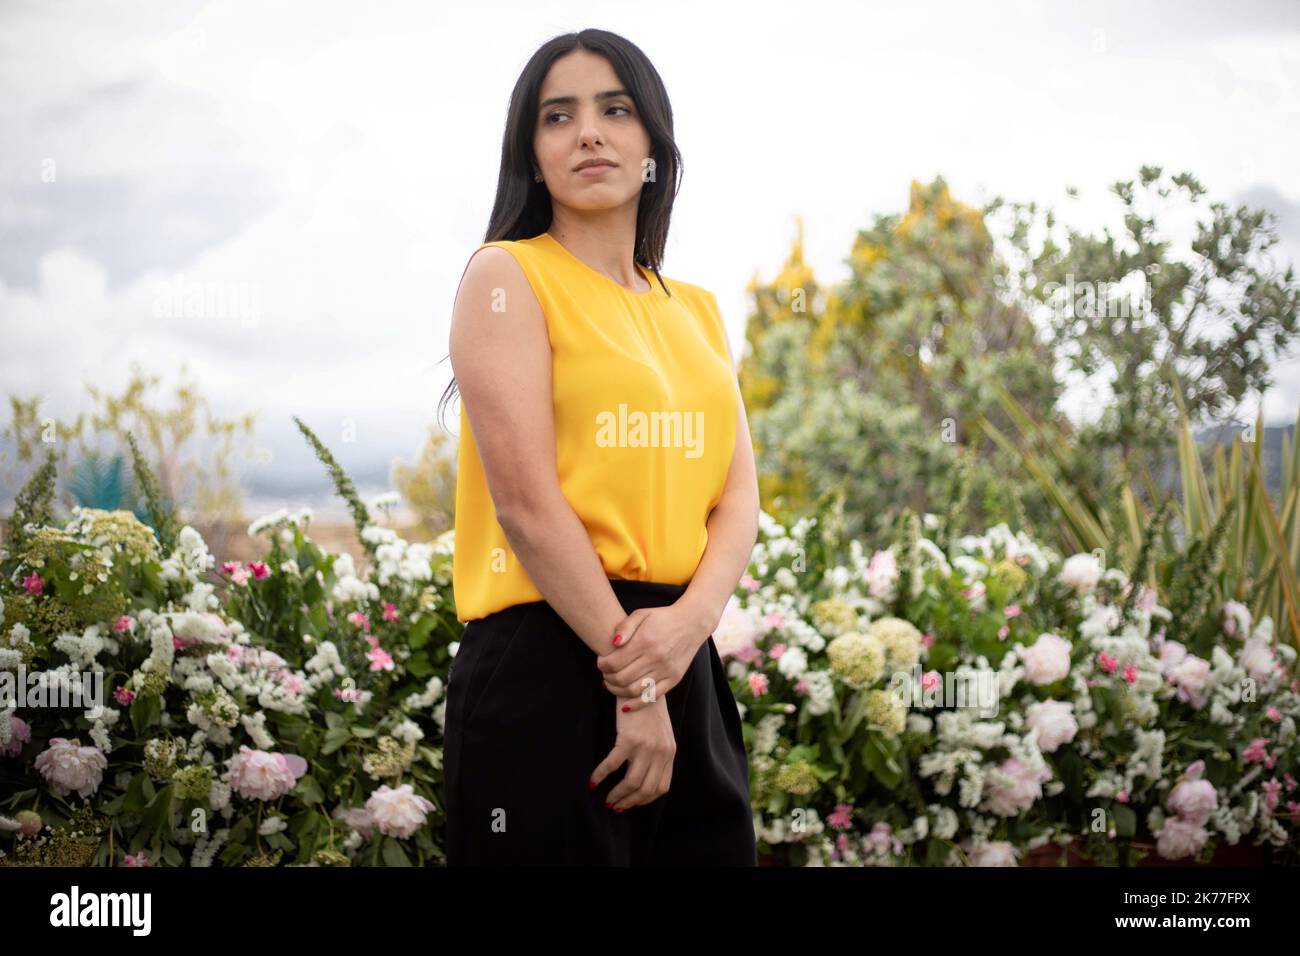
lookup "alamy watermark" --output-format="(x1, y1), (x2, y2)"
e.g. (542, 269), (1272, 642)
(888, 664), (1000, 717)
(0, 666), (104, 710)
(595, 404), (704, 458)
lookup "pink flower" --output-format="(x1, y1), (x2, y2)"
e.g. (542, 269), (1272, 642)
(712, 596), (759, 661)
(276, 671), (305, 694)
(1284, 773), (1297, 791)
(114, 687), (134, 706)
(1097, 652), (1118, 674)
(1020, 633), (1072, 685)
(247, 560), (270, 580)
(1123, 665), (1138, 684)
(1156, 817), (1208, 860)
(921, 633), (935, 647)
(739, 574), (760, 591)
(864, 549), (899, 600)
(228, 745), (308, 801)
(794, 679), (810, 696)
(230, 568), (250, 586)
(1243, 738), (1270, 765)
(33, 738), (108, 798)
(767, 643), (787, 659)
(866, 821), (903, 855)
(113, 615), (133, 634)
(1025, 699), (1079, 753)
(220, 561), (242, 575)
(367, 644), (395, 672)
(382, 601), (399, 622)
(22, 572), (43, 596)
(334, 686), (362, 703)
(763, 611), (786, 631)
(348, 611), (371, 632)
(1267, 706), (1282, 722)
(1116, 790), (1129, 803)
(983, 756), (1052, 816)
(967, 841), (1020, 866)
(748, 672), (769, 696)
(827, 803), (854, 830)
(124, 852), (150, 867)
(1004, 605), (1022, 619)
(921, 670), (940, 692)
(1, 716), (31, 758)
(1166, 760), (1217, 828)
(1262, 778), (1282, 811)
(997, 625), (1009, 640)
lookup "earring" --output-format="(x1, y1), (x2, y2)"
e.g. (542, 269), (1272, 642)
(533, 171), (543, 182)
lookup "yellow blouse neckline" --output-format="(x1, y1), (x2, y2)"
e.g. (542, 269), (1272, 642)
(541, 231), (665, 298)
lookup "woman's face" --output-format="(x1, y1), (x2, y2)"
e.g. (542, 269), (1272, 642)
(533, 49), (652, 214)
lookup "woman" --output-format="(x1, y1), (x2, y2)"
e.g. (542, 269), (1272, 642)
(437, 28), (759, 866)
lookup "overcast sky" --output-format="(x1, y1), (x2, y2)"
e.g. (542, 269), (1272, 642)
(2, 0), (1298, 511)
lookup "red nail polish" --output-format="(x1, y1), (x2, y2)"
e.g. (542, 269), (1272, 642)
(602, 680), (607, 688)
(614, 807), (624, 814)
(605, 801), (612, 809)
(613, 634), (622, 645)
(587, 780), (597, 789)
(621, 704), (630, 712)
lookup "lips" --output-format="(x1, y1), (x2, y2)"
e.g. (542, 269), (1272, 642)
(575, 160), (616, 172)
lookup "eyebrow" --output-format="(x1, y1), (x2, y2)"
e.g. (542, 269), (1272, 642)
(538, 89), (632, 112)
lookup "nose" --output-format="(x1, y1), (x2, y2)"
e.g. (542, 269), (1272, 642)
(577, 109), (605, 148)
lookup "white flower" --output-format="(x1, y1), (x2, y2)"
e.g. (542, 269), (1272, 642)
(968, 841), (1020, 866)
(1019, 633), (1072, 686)
(1025, 700), (1079, 753)
(365, 783), (434, 839)
(1060, 553), (1102, 593)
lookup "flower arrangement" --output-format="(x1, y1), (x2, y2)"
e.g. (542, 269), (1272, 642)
(726, 507), (1300, 866)
(0, 431), (460, 867)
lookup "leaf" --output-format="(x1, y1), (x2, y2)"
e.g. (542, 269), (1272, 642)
(295, 774), (325, 806)
(322, 725), (352, 755)
(1112, 803), (1137, 838)
(382, 837), (413, 867)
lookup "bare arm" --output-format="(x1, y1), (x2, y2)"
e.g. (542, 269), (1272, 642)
(449, 246), (626, 654)
(676, 325), (760, 638)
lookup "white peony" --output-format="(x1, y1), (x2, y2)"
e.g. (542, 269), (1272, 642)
(365, 783), (434, 839)
(1025, 700), (1079, 753)
(1060, 553), (1102, 593)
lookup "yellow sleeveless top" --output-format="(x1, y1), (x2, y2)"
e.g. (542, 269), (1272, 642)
(451, 231), (739, 622)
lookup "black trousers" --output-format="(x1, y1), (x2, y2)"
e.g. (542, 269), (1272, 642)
(442, 579), (757, 866)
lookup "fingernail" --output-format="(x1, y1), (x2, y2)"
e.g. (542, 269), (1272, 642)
(613, 634), (622, 645)
(602, 680), (607, 689)
(614, 807), (624, 814)
(621, 704), (630, 712)
(587, 780), (597, 789)
(605, 801), (612, 809)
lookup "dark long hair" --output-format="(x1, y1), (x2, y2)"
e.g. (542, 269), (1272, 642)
(435, 28), (684, 434)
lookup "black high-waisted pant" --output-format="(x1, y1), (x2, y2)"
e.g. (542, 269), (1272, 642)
(442, 579), (757, 866)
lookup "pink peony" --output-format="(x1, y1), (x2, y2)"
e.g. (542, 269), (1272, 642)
(1020, 633), (1072, 686)
(967, 840), (1020, 866)
(23, 572), (43, 596)
(2, 715), (32, 757)
(983, 756), (1052, 816)
(1156, 816), (1209, 860)
(113, 615), (134, 634)
(748, 672), (769, 696)
(864, 549), (898, 600)
(228, 745), (308, 801)
(114, 687), (134, 706)
(1166, 760), (1218, 827)
(365, 783), (434, 839)
(34, 737), (108, 798)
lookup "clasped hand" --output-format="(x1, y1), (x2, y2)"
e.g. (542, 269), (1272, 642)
(595, 602), (706, 711)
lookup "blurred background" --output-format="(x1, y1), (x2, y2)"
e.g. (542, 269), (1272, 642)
(2, 0), (1298, 566)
